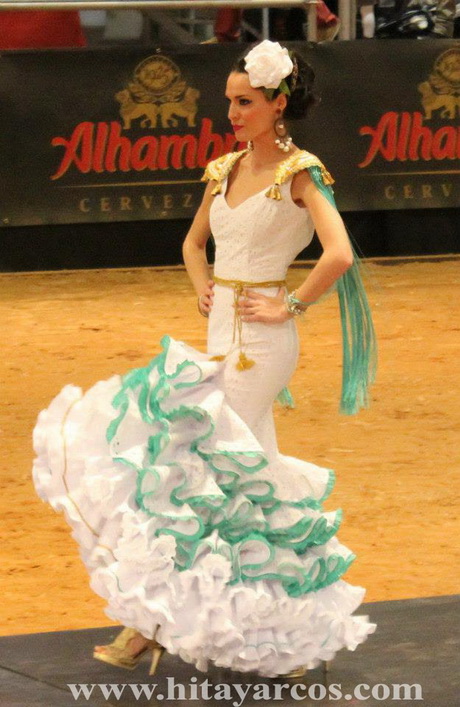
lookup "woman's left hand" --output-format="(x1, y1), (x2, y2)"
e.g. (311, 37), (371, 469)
(237, 287), (292, 324)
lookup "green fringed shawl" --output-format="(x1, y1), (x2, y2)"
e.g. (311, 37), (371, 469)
(202, 149), (378, 416)
(307, 165), (377, 415)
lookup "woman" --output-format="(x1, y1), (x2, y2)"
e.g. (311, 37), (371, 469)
(33, 40), (377, 678)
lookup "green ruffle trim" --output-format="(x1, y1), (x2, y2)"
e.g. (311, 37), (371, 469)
(106, 335), (355, 597)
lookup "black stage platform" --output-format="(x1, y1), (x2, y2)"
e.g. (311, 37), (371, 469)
(1, 595), (458, 707)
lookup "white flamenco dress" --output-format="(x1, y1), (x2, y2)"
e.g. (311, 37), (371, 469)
(32, 150), (376, 677)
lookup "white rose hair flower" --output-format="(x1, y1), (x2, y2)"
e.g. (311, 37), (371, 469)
(244, 40), (294, 96)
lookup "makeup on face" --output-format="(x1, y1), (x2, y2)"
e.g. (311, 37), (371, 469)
(225, 73), (285, 144)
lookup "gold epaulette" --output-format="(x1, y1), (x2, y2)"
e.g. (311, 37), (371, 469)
(200, 148), (334, 200)
(200, 149), (250, 196)
(266, 150), (335, 200)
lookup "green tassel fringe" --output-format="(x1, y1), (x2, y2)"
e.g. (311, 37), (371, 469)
(308, 166), (378, 415)
(276, 386), (295, 409)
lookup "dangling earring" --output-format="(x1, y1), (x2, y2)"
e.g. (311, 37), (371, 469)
(246, 140), (254, 151)
(274, 116), (293, 153)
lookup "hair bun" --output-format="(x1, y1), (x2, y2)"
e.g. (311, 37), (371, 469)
(283, 52), (320, 121)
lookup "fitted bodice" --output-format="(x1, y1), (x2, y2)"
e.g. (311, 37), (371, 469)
(209, 175), (314, 282)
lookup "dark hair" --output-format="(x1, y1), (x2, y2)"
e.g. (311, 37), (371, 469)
(231, 48), (320, 121)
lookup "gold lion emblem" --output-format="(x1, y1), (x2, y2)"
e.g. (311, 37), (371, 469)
(418, 47), (460, 120)
(115, 55), (200, 129)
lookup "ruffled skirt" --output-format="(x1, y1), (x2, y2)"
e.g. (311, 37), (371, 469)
(32, 329), (376, 676)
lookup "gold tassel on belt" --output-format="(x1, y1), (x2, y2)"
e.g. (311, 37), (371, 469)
(210, 276), (287, 371)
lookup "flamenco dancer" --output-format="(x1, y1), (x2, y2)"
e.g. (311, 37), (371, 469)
(33, 40), (377, 678)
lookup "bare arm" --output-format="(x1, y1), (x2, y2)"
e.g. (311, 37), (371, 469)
(239, 169), (353, 323)
(182, 180), (216, 315)
(290, 168), (353, 305)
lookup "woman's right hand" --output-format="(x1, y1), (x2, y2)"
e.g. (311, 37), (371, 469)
(198, 279), (215, 317)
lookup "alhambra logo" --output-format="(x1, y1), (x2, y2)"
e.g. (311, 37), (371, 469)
(418, 47), (460, 120)
(116, 55), (200, 130)
(50, 53), (238, 180)
(359, 46), (460, 168)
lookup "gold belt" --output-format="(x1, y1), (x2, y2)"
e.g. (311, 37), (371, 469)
(213, 276), (287, 290)
(212, 276), (287, 370)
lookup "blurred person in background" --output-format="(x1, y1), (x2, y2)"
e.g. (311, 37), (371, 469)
(375, 0), (455, 37)
(427, 0), (455, 35)
(0, 10), (86, 49)
(359, 1), (378, 37)
(214, 2), (340, 42)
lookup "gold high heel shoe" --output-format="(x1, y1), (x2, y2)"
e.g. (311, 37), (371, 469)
(281, 659), (330, 679)
(93, 627), (165, 675)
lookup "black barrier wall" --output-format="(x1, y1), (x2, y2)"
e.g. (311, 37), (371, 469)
(0, 40), (459, 269)
(1, 206), (459, 273)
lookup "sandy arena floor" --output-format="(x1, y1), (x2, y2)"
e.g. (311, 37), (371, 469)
(1, 256), (459, 636)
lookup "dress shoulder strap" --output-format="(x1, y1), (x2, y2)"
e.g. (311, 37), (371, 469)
(200, 149), (249, 195)
(266, 150), (335, 201)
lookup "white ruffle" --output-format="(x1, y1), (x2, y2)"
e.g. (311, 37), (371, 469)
(32, 336), (376, 676)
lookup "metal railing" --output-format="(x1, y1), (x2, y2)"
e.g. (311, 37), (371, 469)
(0, 0), (315, 6)
(0, 0), (359, 42)
(0, 0), (321, 41)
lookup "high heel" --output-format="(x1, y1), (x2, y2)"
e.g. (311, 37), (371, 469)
(149, 645), (166, 675)
(281, 666), (307, 679)
(280, 659), (330, 679)
(93, 627), (165, 674)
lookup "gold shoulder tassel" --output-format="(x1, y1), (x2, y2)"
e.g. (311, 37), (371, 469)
(266, 184), (282, 200)
(211, 182), (222, 195)
(236, 352), (255, 370)
(321, 166), (335, 186)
